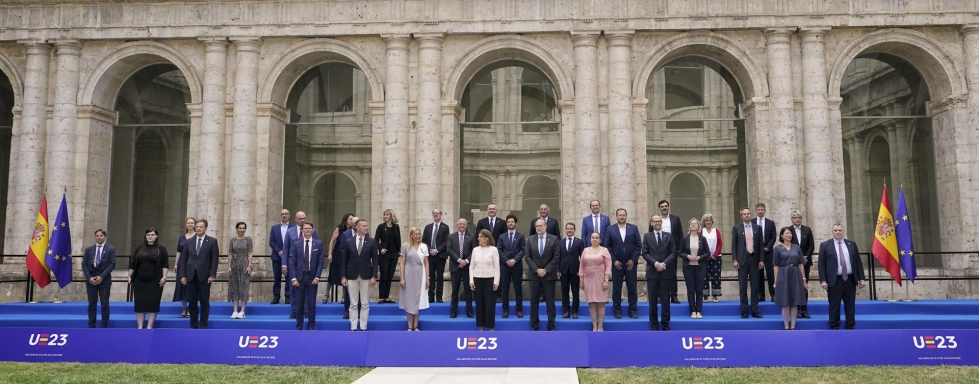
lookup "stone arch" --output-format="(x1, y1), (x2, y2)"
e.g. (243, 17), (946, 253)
(861, 129), (890, 162)
(0, 53), (24, 107)
(311, 169), (362, 196)
(133, 127), (175, 160)
(633, 31), (769, 101)
(665, 170), (709, 189)
(259, 38), (384, 106)
(828, 29), (967, 102)
(79, 41), (202, 109)
(443, 35), (575, 103)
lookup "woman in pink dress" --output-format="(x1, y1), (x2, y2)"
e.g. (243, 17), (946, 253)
(579, 232), (612, 331)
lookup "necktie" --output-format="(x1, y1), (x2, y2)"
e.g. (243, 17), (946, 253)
(459, 233), (464, 256)
(758, 218), (763, 233)
(197, 237), (202, 254)
(431, 224), (438, 248)
(567, 238), (571, 252)
(838, 241), (848, 280)
(539, 237), (545, 255)
(95, 245), (102, 266)
(594, 216), (599, 235)
(490, 218), (494, 231)
(657, 232), (662, 245)
(358, 237), (363, 254)
(510, 232), (514, 244)
(745, 225), (754, 254)
(305, 239), (310, 272)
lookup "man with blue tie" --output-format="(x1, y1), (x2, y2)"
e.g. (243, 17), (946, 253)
(731, 207), (764, 319)
(526, 219), (560, 331)
(581, 200), (610, 240)
(290, 222), (323, 330)
(284, 211), (318, 319)
(559, 223), (584, 319)
(340, 219), (380, 331)
(497, 214), (525, 318)
(602, 208), (642, 319)
(818, 224), (866, 330)
(268, 209), (295, 305)
(83, 229), (116, 328)
(642, 215), (677, 330)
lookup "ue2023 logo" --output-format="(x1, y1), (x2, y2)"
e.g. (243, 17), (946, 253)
(681, 337), (725, 350)
(28, 333), (68, 346)
(912, 336), (957, 349)
(238, 336), (279, 349)
(456, 337), (499, 350)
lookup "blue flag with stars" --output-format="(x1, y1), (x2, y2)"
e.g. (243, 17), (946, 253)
(895, 187), (916, 282)
(45, 194), (72, 288)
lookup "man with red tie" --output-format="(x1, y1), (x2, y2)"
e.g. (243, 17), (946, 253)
(818, 224), (867, 330)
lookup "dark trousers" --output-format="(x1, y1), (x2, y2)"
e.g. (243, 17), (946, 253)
(560, 272), (580, 314)
(827, 275), (857, 329)
(378, 256), (398, 299)
(186, 277), (211, 328)
(500, 263), (523, 312)
(647, 277), (671, 326)
(611, 265), (638, 311)
(670, 272), (679, 299)
(450, 269), (473, 313)
(428, 256), (446, 300)
(86, 281), (111, 328)
(474, 277), (496, 329)
(737, 256), (761, 313)
(704, 256), (723, 297)
(760, 251), (775, 299)
(272, 259), (283, 300)
(529, 279), (556, 328)
(683, 264), (707, 312)
(295, 273), (319, 330)
(800, 262), (812, 310)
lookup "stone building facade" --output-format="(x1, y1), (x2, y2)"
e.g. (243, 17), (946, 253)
(0, 0), (978, 301)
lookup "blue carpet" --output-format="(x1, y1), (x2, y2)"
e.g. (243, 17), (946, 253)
(1, 300), (977, 331)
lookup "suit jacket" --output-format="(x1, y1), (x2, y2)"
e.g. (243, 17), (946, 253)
(340, 235), (380, 280)
(268, 222), (297, 262)
(641, 231), (677, 280)
(497, 231), (526, 268)
(818, 238), (865, 287)
(581, 214), (611, 240)
(678, 235), (711, 268)
(790, 225), (816, 266)
(525, 233), (560, 281)
(756, 217), (777, 257)
(82, 243), (116, 282)
(178, 235), (219, 281)
(288, 237), (324, 281)
(558, 237), (585, 275)
(529, 216), (560, 237)
(730, 222), (764, 265)
(284, 226), (319, 269)
(651, 214), (683, 249)
(422, 222), (450, 259)
(446, 231), (474, 273)
(602, 223), (642, 264)
(475, 216), (507, 241)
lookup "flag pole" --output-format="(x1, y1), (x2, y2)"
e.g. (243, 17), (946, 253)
(53, 287), (63, 303)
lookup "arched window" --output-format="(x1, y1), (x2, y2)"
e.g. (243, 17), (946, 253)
(669, 173), (706, 224)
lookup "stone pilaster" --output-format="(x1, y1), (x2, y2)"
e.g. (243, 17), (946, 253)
(229, 37), (261, 229)
(414, 33), (443, 221)
(800, 27), (841, 242)
(197, 37), (229, 242)
(960, 25), (979, 257)
(572, 32), (601, 222)
(764, 28), (803, 223)
(606, 31), (635, 220)
(381, 35), (411, 224)
(48, 40), (83, 252)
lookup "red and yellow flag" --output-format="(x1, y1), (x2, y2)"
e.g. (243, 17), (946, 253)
(872, 186), (902, 286)
(26, 194), (51, 288)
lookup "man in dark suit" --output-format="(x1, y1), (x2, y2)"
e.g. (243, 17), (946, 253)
(818, 224), (866, 330)
(754, 203), (777, 302)
(289, 222), (324, 330)
(581, 200), (610, 240)
(559, 222), (584, 319)
(82, 229), (115, 328)
(447, 218), (474, 318)
(331, 215), (354, 319)
(789, 211), (815, 318)
(602, 208), (642, 319)
(655, 200), (683, 304)
(340, 219), (380, 331)
(642, 215), (677, 330)
(529, 204), (560, 237)
(423, 208), (450, 303)
(497, 214), (525, 318)
(284, 211), (319, 318)
(525, 219), (560, 331)
(731, 208), (764, 319)
(475, 203), (507, 241)
(268, 209), (295, 305)
(178, 219), (219, 329)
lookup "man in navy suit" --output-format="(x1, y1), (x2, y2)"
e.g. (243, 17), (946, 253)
(731, 208), (764, 319)
(525, 219), (560, 331)
(581, 200), (610, 240)
(642, 215), (677, 330)
(789, 211), (815, 318)
(529, 204), (560, 237)
(475, 203), (507, 241)
(82, 229), (115, 328)
(268, 209), (296, 305)
(655, 200), (683, 304)
(284, 211), (319, 318)
(754, 203), (777, 302)
(818, 224), (866, 330)
(340, 219), (379, 331)
(497, 214), (525, 318)
(602, 208), (642, 319)
(179, 219), (220, 329)
(559, 223), (584, 319)
(423, 209), (450, 303)
(289, 222), (323, 330)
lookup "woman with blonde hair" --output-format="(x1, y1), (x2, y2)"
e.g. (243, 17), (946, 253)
(700, 213), (723, 303)
(375, 209), (402, 304)
(399, 227), (429, 330)
(679, 218), (710, 319)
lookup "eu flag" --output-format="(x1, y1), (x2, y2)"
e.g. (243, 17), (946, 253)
(895, 187), (916, 282)
(45, 194), (73, 288)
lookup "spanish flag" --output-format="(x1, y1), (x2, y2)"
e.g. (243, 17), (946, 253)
(26, 194), (51, 288)
(872, 186), (902, 286)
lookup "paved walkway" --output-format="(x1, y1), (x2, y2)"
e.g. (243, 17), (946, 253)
(352, 367), (579, 384)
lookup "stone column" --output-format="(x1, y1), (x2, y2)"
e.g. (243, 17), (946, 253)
(360, 166), (372, 219)
(606, 31), (635, 219)
(197, 37), (229, 241)
(229, 37), (261, 229)
(845, 136), (869, 246)
(381, 35), (411, 224)
(957, 25), (979, 274)
(573, 32), (601, 222)
(49, 40), (83, 251)
(765, 28), (803, 222)
(885, 124), (901, 192)
(441, 100), (462, 221)
(414, 34), (443, 220)
(632, 98), (650, 223)
(800, 28), (841, 241)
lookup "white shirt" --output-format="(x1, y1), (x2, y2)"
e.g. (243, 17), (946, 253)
(757, 217), (765, 233)
(701, 228), (718, 255)
(618, 225), (627, 242)
(794, 225), (802, 242)
(835, 239), (853, 276)
(661, 216), (672, 233)
(592, 215), (601, 234)
(279, 223), (289, 246)
(356, 236), (365, 252)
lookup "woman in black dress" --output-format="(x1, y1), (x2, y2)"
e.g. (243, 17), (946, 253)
(172, 217), (195, 317)
(128, 228), (169, 329)
(375, 209), (402, 304)
(326, 213), (355, 304)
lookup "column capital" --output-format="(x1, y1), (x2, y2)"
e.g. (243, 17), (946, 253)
(800, 27), (831, 41)
(52, 39), (83, 55)
(382, 34), (411, 42)
(18, 40), (51, 55)
(605, 30), (634, 45)
(960, 24), (979, 36)
(764, 28), (794, 44)
(230, 37), (262, 52)
(826, 96), (843, 110)
(414, 32), (444, 43)
(571, 32), (601, 47)
(199, 37), (230, 51)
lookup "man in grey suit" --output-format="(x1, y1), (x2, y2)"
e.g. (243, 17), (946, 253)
(525, 219), (560, 331)
(447, 218), (474, 318)
(82, 229), (115, 328)
(642, 215), (677, 331)
(178, 219), (220, 329)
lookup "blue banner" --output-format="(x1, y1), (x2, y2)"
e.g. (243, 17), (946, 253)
(365, 331), (590, 367)
(146, 329), (368, 366)
(0, 328), (153, 363)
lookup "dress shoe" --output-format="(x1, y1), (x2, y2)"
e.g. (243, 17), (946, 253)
(437, 298), (444, 303)
(289, 312), (296, 319)
(516, 311), (523, 318)
(650, 323), (659, 331)
(661, 324), (670, 331)
(712, 297), (719, 303)
(450, 312), (458, 318)
(296, 325), (303, 330)
(751, 311), (763, 318)
(285, 297), (291, 304)
(531, 326), (539, 331)
(271, 298), (280, 304)
(343, 310), (350, 319)
(572, 313), (578, 319)
(547, 324), (555, 331)
(629, 310), (639, 319)
(308, 324), (314, 330)
(323, 297), (328, 304)
(466, 310), (474, 318)
(741, 313), (749, 319)
(799, 311), (811, 319)
(614, 309), (622, 319)
(200, 325), (208, 329)
(563, 312), (570, 318)
(502, 310), (509, 318)
(671, 296), (681, 304)
(88, 324), (95, 329)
